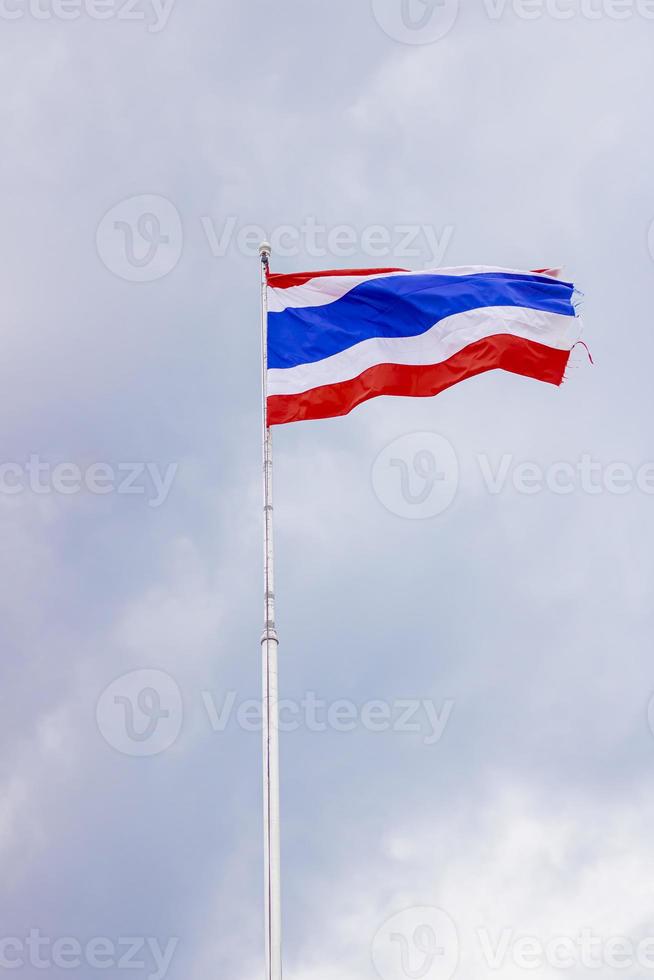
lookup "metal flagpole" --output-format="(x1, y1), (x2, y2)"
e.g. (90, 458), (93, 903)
(259, 241), (282, 980)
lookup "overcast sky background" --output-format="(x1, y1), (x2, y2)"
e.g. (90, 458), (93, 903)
(2, 2), (654, 978)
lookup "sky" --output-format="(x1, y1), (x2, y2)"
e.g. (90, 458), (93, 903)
(2, 1), (654, 979)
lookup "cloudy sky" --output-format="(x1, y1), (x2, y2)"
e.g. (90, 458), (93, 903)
(2, 1), (654, 978)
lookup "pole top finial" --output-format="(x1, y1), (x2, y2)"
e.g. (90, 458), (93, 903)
(259, 241), (272, 260)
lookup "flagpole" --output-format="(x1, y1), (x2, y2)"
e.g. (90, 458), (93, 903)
(259, 241), (282, 980)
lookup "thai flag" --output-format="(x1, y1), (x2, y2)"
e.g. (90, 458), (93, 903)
(266, 266), (581, 426)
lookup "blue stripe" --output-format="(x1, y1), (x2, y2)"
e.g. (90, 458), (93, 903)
(268, 272), (575, 369)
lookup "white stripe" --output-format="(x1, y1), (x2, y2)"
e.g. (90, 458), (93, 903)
(267, 306), (579, 397)
(267, 266), (563, 313)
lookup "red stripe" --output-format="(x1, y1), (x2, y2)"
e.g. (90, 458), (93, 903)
(267, 267), (407, 289)
(267, 267), (561, 290)
(267, 335), (570, 426)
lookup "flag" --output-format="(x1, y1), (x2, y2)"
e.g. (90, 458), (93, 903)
(266, 266), (581, 426)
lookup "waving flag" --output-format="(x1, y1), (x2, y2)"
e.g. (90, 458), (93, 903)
(266, 266), (581, 425)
